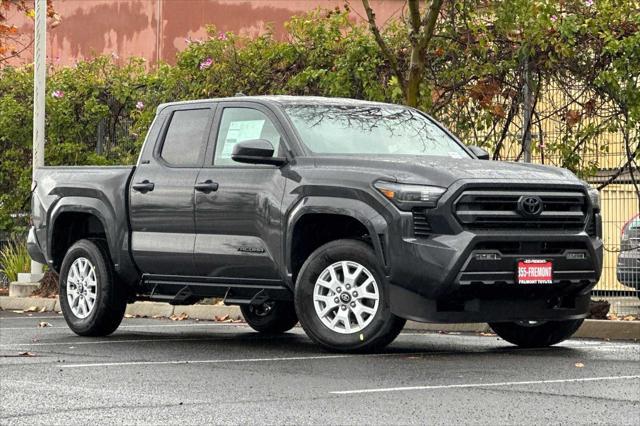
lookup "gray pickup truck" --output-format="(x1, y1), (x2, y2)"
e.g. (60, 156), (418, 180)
(28, 96), (603, 352)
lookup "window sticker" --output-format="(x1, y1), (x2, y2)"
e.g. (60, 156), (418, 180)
(221, 119), (265, 158)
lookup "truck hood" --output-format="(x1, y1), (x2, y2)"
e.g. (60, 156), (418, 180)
(311, 155), (582, 188)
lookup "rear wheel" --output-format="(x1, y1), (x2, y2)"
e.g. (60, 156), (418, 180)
(240, 301), (298, 334)
(489, 319), (584, 348)
(294, 239), (405, 352)
(59, 239), (127, 336)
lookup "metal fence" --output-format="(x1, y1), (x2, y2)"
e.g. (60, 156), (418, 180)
(593, 185), (639, 316)
(95, 99), (138, 164)
(0, 233), (12, 288)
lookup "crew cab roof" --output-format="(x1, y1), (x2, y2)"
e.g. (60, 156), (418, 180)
(156, 95), (393, 112)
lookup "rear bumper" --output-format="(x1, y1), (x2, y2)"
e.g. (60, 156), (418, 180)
(26, 226), (46, 264)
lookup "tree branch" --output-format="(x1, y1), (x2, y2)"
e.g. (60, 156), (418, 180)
(407, 0), (421, 40)
(405, 0), (443, 106)
(0, 37), (33, 65)
(418, 0), (443, 52)
(361, 0), (406, 96)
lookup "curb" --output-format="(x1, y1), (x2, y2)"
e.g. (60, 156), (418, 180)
(1, 296), (637, 341)
(0, 296), (61, 312)
(8, 282), (41, 298)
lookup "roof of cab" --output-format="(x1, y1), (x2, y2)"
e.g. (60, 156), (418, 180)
(156, 95), (395, 112)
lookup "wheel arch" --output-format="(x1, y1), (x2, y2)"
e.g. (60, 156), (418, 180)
(285, 196), (389, 286)
(48, 197), (117, 272)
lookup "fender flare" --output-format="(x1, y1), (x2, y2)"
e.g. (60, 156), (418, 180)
(284, 196), (390, 283)
(48, 196), (119, 268)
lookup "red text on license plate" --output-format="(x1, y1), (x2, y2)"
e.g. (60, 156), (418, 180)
(517, 259), (553, 284)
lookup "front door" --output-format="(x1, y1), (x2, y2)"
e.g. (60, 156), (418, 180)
(130, 105), (214, 275)
(194, 103), (288, 280)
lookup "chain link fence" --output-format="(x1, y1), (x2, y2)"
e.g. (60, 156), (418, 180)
(0, 234), (9, 288)
(96, 112), (138, 164)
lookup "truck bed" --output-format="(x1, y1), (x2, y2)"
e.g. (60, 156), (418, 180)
(30, 166), (136, 277)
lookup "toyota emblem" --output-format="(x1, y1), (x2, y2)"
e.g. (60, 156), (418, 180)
(517, 195), (544, 217)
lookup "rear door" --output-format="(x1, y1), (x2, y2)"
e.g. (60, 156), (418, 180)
(193, 102), (289, 280)
(129, 104), (215, 275)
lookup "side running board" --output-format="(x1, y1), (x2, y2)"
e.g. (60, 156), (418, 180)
(138, 275), (293, 306)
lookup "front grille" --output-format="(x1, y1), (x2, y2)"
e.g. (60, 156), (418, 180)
(454, 189), (587, 230)
(412, 208), (432, 238)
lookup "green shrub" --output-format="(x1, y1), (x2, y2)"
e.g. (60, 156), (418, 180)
(0, 238), (31, 282)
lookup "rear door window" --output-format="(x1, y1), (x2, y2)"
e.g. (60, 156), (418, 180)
(160, 108), (212, 166)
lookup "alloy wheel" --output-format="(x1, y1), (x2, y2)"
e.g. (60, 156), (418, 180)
(313, 260), (380, 334)
(66, 257), (98, 319)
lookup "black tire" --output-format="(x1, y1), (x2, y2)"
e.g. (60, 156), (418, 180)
(489, 319), (584, 348)
(240, 301), (298, 333)
(294, 239), (405, 353)
(59, 239), (127, 336)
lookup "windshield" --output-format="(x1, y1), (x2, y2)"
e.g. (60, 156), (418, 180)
(283, 103), (470, 158)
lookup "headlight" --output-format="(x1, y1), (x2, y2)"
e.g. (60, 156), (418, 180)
(587, 187), (600, 211)
(374, 181), (446, 210)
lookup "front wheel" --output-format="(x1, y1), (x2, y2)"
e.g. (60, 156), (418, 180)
(294, 239), (405, 352)
(59, 239), (127, 336)
(489, 319), (584, 348)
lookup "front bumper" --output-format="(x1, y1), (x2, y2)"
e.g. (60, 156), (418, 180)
(383, 181), (602, 323)
(387, 232), (601, 323)
(389, 283), (591, 323)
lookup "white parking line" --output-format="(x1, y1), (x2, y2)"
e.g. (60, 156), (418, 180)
(0, 322), (246, 331)
(329, 375), (640, 395)
(0, 334), (300, 348)
(1, 337), (633, 352)
(59, 352), (430, 369)
(0, 316), (61, 321)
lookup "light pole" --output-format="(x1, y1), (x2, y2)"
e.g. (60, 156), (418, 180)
(29, 0), (46, 281)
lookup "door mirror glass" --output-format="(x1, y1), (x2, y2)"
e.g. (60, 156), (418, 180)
(468, 145), (490, 160)
(232, 139), (287, 166)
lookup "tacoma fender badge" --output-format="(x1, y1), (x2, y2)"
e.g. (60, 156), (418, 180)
(238, 246), (265, 254)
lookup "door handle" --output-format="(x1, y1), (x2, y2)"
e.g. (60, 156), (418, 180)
(132, 180), (155, 193)
(194, 180), (219, 193)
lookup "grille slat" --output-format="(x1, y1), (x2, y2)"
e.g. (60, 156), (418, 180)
(455, 189), (588, 230)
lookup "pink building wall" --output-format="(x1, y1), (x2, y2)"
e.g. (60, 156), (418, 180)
(8, 0), (404, 67)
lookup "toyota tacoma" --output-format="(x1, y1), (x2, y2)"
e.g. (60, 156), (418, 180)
(28, 96), (603, 351)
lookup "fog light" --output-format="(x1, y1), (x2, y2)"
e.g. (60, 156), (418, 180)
(475, 253), (501, 261)
(567, 252), (586, 260)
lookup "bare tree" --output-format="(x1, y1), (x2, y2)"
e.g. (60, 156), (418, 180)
(360, 0), (444, 107)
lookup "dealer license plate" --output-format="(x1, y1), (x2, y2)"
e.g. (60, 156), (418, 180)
(517, 259), (553, 284)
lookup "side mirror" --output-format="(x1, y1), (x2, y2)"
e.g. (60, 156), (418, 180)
(469, 145), (490, 160)
(231, 139), (288, 167)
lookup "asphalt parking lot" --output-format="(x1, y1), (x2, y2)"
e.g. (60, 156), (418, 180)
(1, 311), (639, 425)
